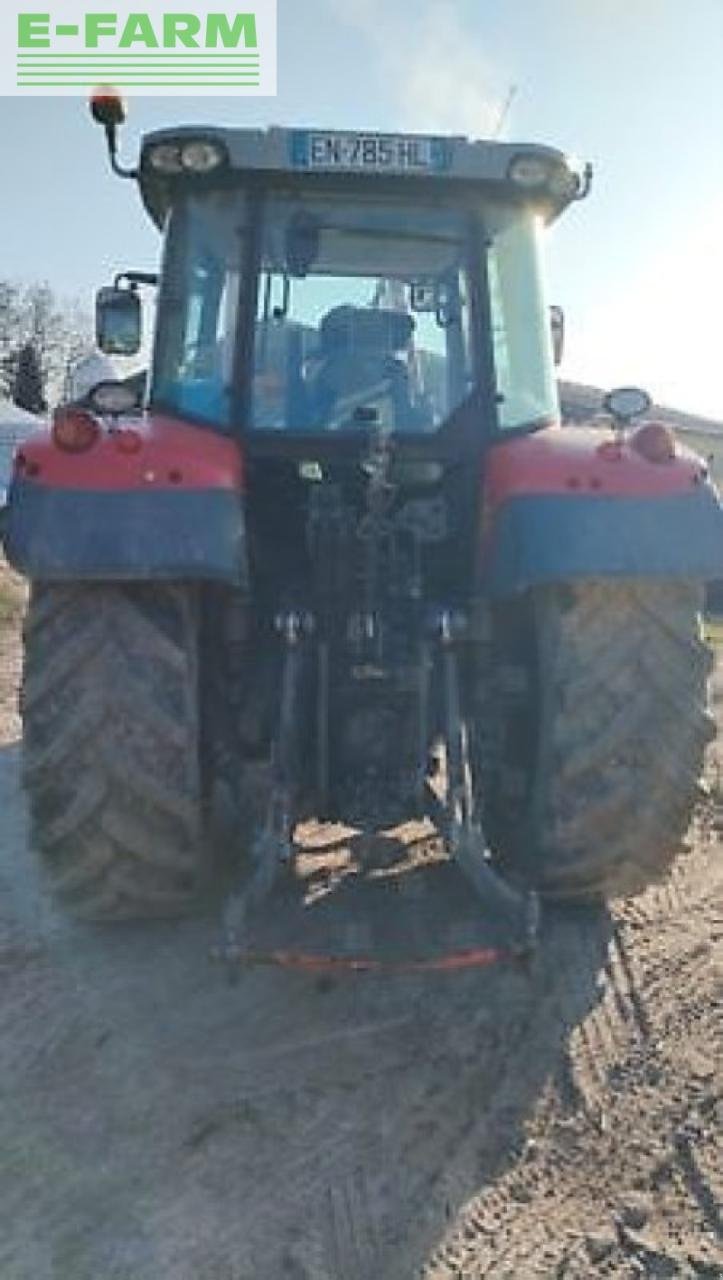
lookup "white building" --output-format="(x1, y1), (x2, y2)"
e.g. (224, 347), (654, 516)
(0, 398), (45, 506)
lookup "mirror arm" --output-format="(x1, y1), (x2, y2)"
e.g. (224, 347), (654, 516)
(105, 122), (138, 181)
(114, 271), (159, 290)
(572, 162), (593, 202)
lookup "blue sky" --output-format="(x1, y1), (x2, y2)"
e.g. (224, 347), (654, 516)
(2, 0), (723, 418)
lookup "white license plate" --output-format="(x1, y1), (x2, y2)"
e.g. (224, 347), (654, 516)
(297, 131), (444, 173)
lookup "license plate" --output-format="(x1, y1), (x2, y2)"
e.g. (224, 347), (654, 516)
(291, 131), (449, 174)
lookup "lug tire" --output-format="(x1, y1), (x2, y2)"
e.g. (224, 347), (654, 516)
(21, 582), (204, 920)
(480, 579), (715, 901)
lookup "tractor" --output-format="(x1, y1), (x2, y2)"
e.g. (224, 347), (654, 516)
(3, 95), (723, 944)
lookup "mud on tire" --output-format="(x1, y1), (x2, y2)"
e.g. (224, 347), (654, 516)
(476, 579), (715, 901)
(21, 582), (203, 920)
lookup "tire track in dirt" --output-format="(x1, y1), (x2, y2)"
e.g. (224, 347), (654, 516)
(239, 957), (545, 1280)
(322, 1168), (385, 1280)
(152, 969), (535, 1280)
(567, 923), (652, 1117)
(235, 1110), (388, 1270)
(424, 838), (722, 1280)
(314, 976), (538, 1280)
(419, 869), (718, 1280)
(426, 1174), (577, 1280)
(419, 916), (611, 1280)
(674, 1128), (723, 1242)
(563, 837), (720, 1119)
(622, 834), (722, 928)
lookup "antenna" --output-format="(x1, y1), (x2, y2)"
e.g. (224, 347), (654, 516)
(491, 84), (517, 140)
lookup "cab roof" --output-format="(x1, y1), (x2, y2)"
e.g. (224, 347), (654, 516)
(138, 124), (589, 227)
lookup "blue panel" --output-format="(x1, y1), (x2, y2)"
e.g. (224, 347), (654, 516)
(486, 490), (723, 595)
(4, 482), (248, 586)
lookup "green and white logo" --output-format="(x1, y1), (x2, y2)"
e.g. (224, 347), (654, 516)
(2, 1), (276, 95)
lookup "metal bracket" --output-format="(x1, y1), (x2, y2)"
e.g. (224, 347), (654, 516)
(213, 601), (538, 979)
(429, 608), (539, 954)
(215, 609), (313, 975)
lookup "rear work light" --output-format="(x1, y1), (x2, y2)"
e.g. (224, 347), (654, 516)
(508, 154), (554, 189)
(51, 407), (101, 453)
(631, 422), (677, 464)
(148, 143), (184, 174)
(147, 138), (228, 175)
(507, 152), (588, 201)
(180, 141), (226, 173)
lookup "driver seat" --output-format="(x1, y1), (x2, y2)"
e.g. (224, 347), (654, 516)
(310, 306), (418, 429)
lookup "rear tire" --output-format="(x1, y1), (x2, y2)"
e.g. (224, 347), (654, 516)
(21, 582), (204, 920)
(476, 579), (715, 901)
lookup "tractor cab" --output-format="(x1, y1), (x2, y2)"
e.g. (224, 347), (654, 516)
(99, 118), (589, 456)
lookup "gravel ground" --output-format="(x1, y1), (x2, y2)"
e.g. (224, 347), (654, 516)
(0, 563), (721, 1280)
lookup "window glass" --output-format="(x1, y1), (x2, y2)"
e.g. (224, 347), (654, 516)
(152, 189), (558, 438)
(154, 191), (246, 425)
(486, 208), (558, 430)
(251, 196), (474, 433)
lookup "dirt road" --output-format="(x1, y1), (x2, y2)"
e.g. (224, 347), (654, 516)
(1, 565), (721, 1280)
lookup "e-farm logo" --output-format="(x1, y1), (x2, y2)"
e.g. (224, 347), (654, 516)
(1, 0), (276, 95)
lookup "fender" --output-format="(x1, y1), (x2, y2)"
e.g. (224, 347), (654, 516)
(482, 424), (723, 594)
(3, 412), (248, 585)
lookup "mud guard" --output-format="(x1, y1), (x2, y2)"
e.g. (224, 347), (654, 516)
(482, 426), (723, 594)
(4, 481), (247, 584)
(485, 489), (723, 594)
(1, 413), (248, 586)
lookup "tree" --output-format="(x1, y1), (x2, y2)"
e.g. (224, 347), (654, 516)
(0, 281), (22, 397)
(0, 278), (93, 407)
(12, 342), (46, 414)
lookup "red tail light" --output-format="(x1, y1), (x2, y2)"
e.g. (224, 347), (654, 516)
(51, 407), (101, 453)
(631, 421), (676, 464)
(113, 427), (143, 455)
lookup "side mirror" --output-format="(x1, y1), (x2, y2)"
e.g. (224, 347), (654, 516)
(550, 305), (564, 366)
(96, 286), (141, 356)
(603, 385), (651, 424)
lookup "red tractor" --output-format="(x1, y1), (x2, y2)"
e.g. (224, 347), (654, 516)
(3, 98), (721, 948)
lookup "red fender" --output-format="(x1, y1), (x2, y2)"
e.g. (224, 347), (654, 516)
(13, 411), (244, 494)
(6, 413), (247, 584)
(484, 423), (707, 516)
(481, 424), (723, 592)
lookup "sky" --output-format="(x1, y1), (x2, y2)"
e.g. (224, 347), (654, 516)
(2, 0), (723, 419)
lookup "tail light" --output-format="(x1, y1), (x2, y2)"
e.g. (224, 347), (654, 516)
(51, 407), (101, 453)
(631, 421), (676, 464)
(113, 427), (143, 455)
